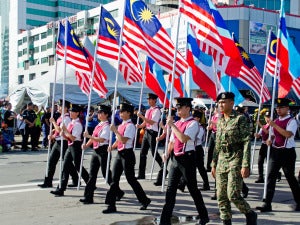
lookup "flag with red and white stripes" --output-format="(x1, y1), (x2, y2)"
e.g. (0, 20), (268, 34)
(123, 0), (188, 77)
(96, 6), (142, 85)
(234, 38), (271, 103)
(292, 77), (300, 99)
(266, 31), (277, 77)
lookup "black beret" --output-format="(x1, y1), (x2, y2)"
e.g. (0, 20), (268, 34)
(98, 105), (111, 115)
(175, 97), (193, 108)
(119, 103), (134, 114)
(192, 110), (202, 118)
(216, 92), (235, 101)
(69, 104), (81, 112)
(147, 93), (158, 99)
(57, 99), (71, 109)
(275, 98), (291, 107)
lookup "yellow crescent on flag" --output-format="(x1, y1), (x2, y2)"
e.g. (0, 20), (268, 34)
(130, 0), (139, 21)
(270, 39), (277, 55)
(104, 17), (118, 38)
(70, 30), (81, 48)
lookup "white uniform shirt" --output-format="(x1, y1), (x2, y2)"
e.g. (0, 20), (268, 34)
(96, 121), (110, 146)
(146, 106), (161, 132)
(122, 119), (136, 149)
(70, 118), (83, 141)
(170, 116), (198, 152)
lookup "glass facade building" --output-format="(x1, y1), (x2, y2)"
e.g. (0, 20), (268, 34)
(243, 0), (290, 13)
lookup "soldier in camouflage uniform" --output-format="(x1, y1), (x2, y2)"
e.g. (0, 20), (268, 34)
(211, 92), (257, 225)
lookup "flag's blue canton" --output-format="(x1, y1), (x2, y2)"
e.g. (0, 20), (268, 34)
(268, 32), (277, 58)
(191, 0), (212, 14)
(234, 38), (255, 69)
(125, 0), (161, 37)
(100, 7), (121, 42)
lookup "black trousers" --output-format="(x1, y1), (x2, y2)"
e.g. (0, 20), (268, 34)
(206, 132), (216, 170)
(257, 143), (268, 179)
(160, 151), (208, 224)
(265, 147), (300, 205)
(138, 129), (163, 177)
(105, 148), (148, 207)
(46, 140), (78, 184)
(84, 145), (111, 200)
(22, 126), (35, 150)
(60, 141), (89, 190)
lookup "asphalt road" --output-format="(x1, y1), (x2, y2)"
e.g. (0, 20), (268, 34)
(1, 141), (300, 225)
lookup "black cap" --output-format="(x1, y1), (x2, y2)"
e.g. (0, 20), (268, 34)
(119, 103), (134, 114)
(57, 99), (71, 109)
(216, 92), (235, 102)
(275, 98), (291, 107)
(192, 110), (202, 118)
(98, 105), (111, 115)
(69, 104), (81, 112)
(147, 93), (158, 100)
(175, 97), (193, 108)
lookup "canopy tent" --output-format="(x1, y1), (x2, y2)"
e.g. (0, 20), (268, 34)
(9, 59), (151, 111)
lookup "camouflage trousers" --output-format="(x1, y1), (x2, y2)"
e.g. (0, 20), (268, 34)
(216, 166), (251, 220)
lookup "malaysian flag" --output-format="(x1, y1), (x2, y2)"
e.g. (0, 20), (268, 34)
(266, 31), (277, 77)
(96, 6), (142, 85)
(123, 0), (188, 77)
(234, 38), (271, 103)
(180, 0), (243, 77)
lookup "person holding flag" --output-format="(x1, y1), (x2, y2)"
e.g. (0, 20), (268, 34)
(256, 98), (300, 212)
(102, 103), (151, 214)
(136, 93), (164, 186)
(159, 97), (209, 225)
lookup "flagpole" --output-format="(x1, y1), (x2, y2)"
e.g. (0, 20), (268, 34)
(45, 22), (59, 177)
(150, 82), (170, 180)
(77, 5), (103, 190)
(59, 18), (68, 189)
(105, 0), (127, 183)
(132, 55), (145, 153)
(203, 99), (213, 156)
(250, 30), (272, 172)
(161, 2), (183, 192)
(263, 0), (283, 199)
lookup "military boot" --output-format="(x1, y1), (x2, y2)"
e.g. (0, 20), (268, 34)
(246, 210), (257, 225)
(222, 219), (232, 225)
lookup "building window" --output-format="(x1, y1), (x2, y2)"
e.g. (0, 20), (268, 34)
(18, 75), (24, 84)
(47, 29), (53, 35)
(41, 71), (48, 75)
(33, 34), (39, 41)
(41, 45), (47, 52)
(18, 51), (23, 57)
(34, 47), (39, 53)
(78, 18), (84, 27)
(47, 42), (52, 49)
(41, 32), (47, 39)
(23, 48), (27, 55)
(29, 73), (36, 81)
(18, 40), (22, 45)
(24, 60), (29, 70)
(49, 55), (55, 65)
(41, 57), (48, 64)
(23, 37), (27, 43)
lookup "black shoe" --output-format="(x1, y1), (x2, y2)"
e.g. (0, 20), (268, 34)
(68, 182), (79, 188)
(38, 183), (52, 188)
(153, 181), (162, 186)
(200, 184), (210, 191)
(211, 194), (217, 200)
(293, 204), (300, 211)
(140, 198), (151, 210)
(136, 175), (145, 180)
(242, 186), (249, 198)
(116, 190), (125, 201)
(222, 219), (232, 225)
(79, 198), (93, 204)
(277, 172), (282, 182)
(31, 148), (39, 152)
(246, 210), (257, 225)
(177, 183), (185, 192)
(50, 189), (64, 196)
(197, 217), (209, 225)
(256, 203), (272, 212)
(255, 178), (264, 183)
(102, 206), (117, 214)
